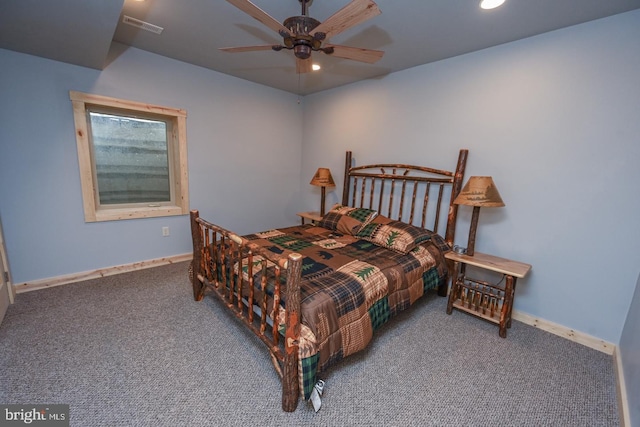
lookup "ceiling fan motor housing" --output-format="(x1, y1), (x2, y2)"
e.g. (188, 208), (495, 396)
(283, 15), (323, 59)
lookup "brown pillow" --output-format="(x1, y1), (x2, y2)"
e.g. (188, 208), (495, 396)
(317, 204), (378, 236)
(356, 215), (450, 254)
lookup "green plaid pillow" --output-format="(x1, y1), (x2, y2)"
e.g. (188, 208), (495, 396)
(356, 215), (447, 254)
(317, 204), (378, 236)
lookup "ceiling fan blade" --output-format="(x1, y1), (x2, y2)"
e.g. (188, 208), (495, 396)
(325, 44), (384, 63)
(226, 0), (292, 37)
(219, 45), (279, 53)
(296, 57), (313, 74)
(311, 0), (381, 40)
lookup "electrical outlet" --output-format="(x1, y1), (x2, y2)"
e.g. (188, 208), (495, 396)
(162, 226), (170, 237)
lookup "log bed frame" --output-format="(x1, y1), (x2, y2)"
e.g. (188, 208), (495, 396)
(189, 149), (468, 411)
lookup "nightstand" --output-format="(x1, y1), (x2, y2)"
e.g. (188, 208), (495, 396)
(296, 211), (323, 225)
(445, 251), (531, 338)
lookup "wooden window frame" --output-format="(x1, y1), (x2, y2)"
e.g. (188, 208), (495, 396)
(70, 91), (189, 222)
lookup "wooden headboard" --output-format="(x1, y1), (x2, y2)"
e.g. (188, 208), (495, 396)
(341, 149), (468, 247)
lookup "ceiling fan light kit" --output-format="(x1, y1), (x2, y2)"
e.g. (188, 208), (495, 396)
(480, 0), (506, 10)
(222, 0), (384, 72)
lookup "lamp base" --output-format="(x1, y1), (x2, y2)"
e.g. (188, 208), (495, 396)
(320, 186), (326, 217)
(466, 206), (480, 256)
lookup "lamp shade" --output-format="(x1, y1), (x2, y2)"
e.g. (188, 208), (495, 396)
(454, 176), (505, 207)
(310, 168), (336, 187)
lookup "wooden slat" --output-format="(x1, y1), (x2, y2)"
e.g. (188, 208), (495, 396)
(378, 177), (385, 214)
(387, 168), (395, 218)
(409, 182), (417, 224)
(311, 0), (380, 40)
(205, 229), (213, 282)
(350, 162), (454, 176)
(260, 261), (268, 334)
(433, 184), (444, 233)
(351, 178), (357, 207)
(225, 0), (292, 36)
(369, 179), (375, 210)
(342, 151), (352, 206)
(398, 170), (409, 221)
(296, 57), (312, 74)
(247, 252), (254, 323)
(212, 231), (219, 285)
(221, 236), (229, 303)
(272, 266), (281, 346)
(325, 44), (384, 64)
(421, 182), (431, 229)
(236, 243), (243, 312)
(219, 45), (276, 53)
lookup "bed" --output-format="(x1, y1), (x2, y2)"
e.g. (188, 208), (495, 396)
(189, 149), (468, 411)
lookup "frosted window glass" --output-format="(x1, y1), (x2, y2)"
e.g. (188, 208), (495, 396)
(89, 112), (170, 205)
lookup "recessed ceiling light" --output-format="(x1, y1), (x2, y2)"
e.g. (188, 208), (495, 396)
(480, 0), (505, 10)
(312, 64), (321, 71)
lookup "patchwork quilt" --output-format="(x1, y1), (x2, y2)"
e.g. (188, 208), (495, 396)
(241, 223), (450, 400)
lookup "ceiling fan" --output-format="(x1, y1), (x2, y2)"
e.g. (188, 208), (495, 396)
(220, 0), (384, 73)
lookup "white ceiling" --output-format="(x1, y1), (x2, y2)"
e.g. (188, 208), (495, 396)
(2, 0), (640, 95)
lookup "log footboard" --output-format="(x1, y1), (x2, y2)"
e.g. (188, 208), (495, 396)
(189, 210), (302, 412)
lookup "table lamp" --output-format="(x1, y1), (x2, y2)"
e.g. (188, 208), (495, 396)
(453, 176), (504, 256)
(310, 168), (335, 216)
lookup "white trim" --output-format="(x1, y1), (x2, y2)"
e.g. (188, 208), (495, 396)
(13, 253), (192, 293)
(512, 309), (615, 355)
(69, 90), (189, 223)
(0, 217), (15, 304)
(614, 347), (631, 427)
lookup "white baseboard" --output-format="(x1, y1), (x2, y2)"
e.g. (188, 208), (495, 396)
(614, 347), (631, 427)
(512, 309), (615, 355)
(13, 253), (193, 293)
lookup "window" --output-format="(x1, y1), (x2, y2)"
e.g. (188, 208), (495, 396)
(70, 91), (189, 222)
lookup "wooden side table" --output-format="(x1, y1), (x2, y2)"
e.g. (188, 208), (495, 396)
(296, 211), (323, 225)
(445, 251), (531, 338)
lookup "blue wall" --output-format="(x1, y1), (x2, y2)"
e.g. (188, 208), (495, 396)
(0, 42), (303, 283)
(301, 10), (640, 344)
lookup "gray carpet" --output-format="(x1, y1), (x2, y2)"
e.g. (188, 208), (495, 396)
(0, 261), (620, 426)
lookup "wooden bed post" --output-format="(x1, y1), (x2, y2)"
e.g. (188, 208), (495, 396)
(282, 252), (303, 412)
(441, 149), (468, 297)
(445, 149), (468, 247)
(189, 210), (205, 301)
(342, 151), (352, 206)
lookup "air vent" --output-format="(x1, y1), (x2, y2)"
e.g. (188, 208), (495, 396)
(122, 15), (164, 35)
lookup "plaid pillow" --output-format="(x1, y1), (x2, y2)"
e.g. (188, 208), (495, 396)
(317, 204), (378, 236)
(356, 215), (450, 254)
